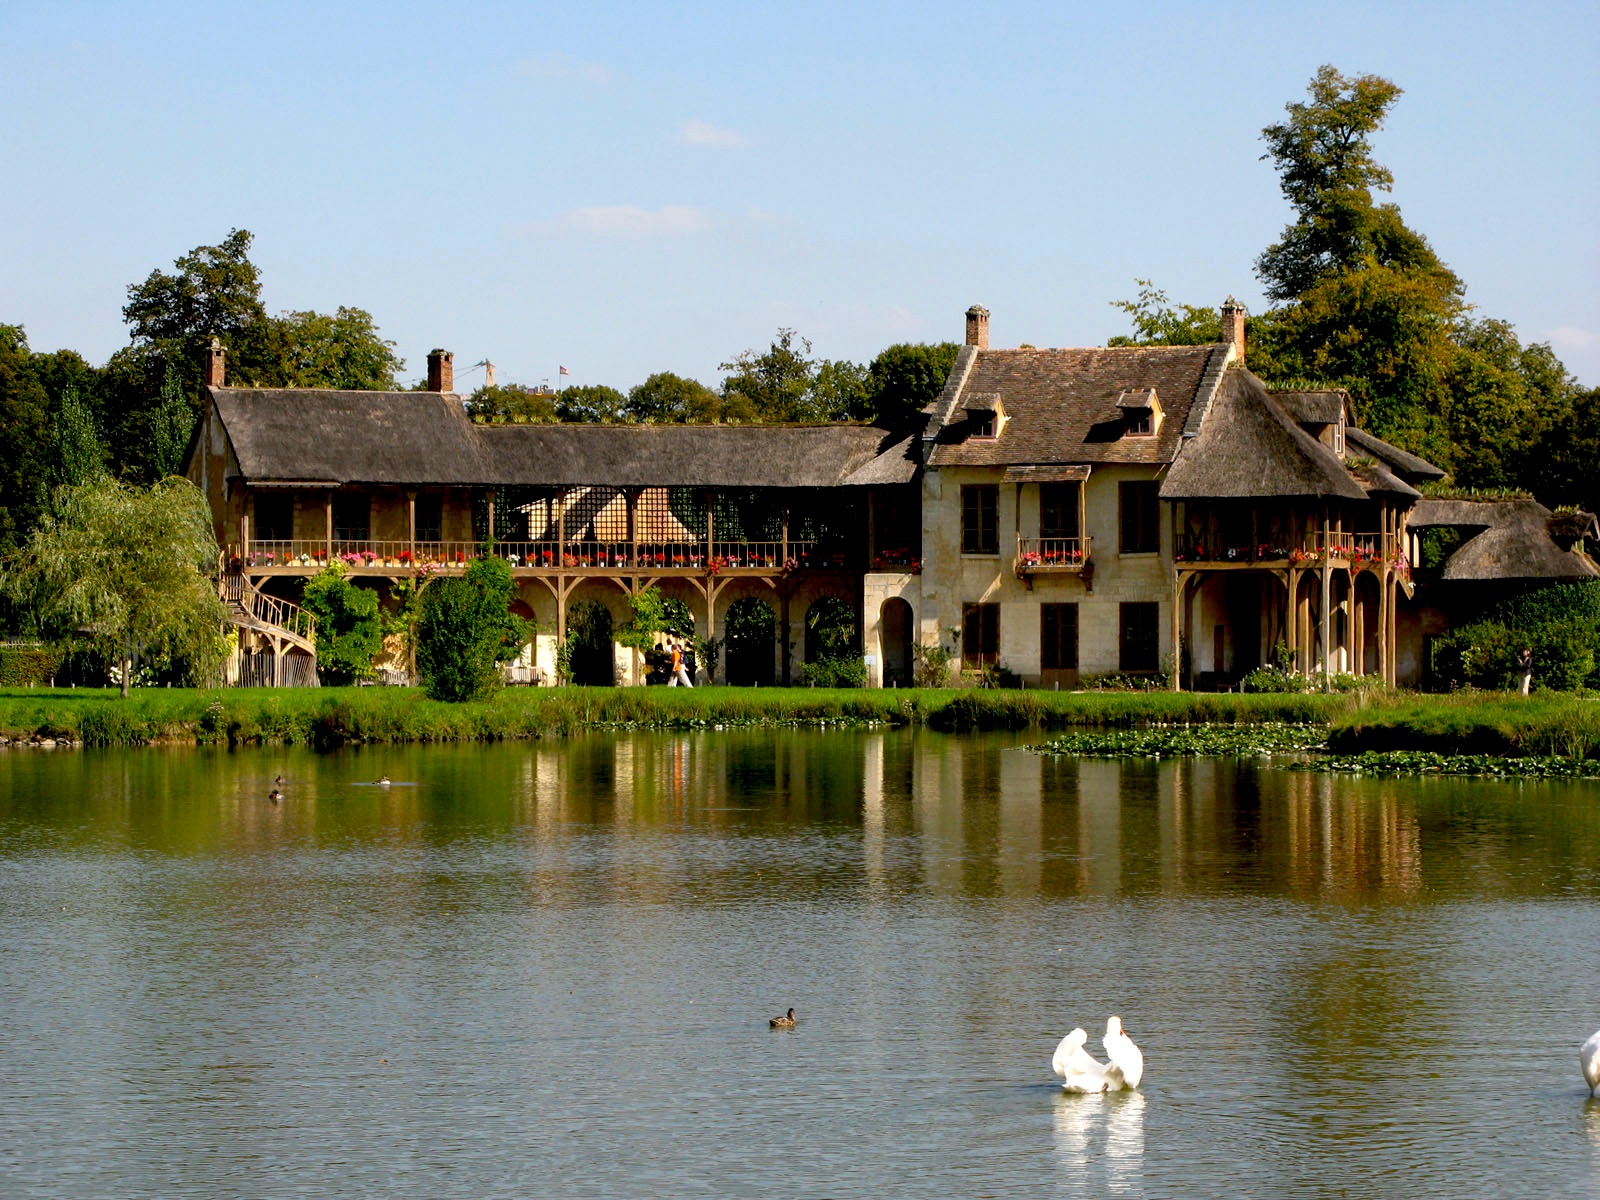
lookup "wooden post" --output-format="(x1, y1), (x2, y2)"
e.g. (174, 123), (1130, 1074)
(626, 488), (638, 569)
(407, 491), (416, 562)
(324, 494), (333, 559)
(1170, 572), (1185, 691)
(486, 489), (496, 548)
(241, 509), (251, 563)
(1320, 514), (1332, 689)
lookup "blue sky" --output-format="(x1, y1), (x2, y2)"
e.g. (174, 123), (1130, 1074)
(2, 1), (1596, 393)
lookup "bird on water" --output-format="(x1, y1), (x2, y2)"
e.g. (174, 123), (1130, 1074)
(770, 1008), (796, 1029)
(268, 789), (283, 803)
(1582, 1029), (1600, 1097)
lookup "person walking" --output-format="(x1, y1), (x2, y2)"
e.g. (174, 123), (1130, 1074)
(1517, 646), (1533, 695)
(668, 637), (694, 688)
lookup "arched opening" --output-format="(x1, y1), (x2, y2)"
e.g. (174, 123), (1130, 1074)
(724, 597), (776, 686)
(565, 599), (615, 686)
(879, 598), (912, 687)
(804, 595), (858, 663)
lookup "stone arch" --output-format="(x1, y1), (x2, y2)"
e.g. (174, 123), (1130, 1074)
(724, 596), (777, 686)
(879, 597), (913, 687)
(565, 598), (615, 686)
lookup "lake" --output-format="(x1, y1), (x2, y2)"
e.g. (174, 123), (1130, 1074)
(2, 730), (1598, 1198)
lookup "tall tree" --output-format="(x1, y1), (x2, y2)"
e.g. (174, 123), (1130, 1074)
(1107, 282), (1222, 347)
(0, 325), (51, 555)
(148, 367), (194, 481)
(720, 328), (820, 422)
(626, 372), (722, 423)
(42, 385), (108, 499)
(277, 306), (404, 389)
(865, 342), (960, 426)
(555, 384), (629, 423)
(467, 383), (560, 424)
(2, 477), (225, 695)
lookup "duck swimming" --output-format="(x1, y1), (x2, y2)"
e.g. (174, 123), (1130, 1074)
(268, 789), (283, 803)
(1583, 1029), (1600, 1097)
(770, 1008), (796, 1028)
(377, 774), (391, 786)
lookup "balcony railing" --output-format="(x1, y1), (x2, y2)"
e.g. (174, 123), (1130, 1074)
(238, 537), (830, 574)
(1014, 536), (1091, 575)
(1173, 536), (1293, 564)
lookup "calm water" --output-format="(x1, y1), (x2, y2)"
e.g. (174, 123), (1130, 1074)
(2, 731), (1599, 1198)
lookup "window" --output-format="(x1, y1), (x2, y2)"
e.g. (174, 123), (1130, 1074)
(969, 412), (995, 438)
(1041, 603), (1078, 670)
(414, 495), (443, 542)
(1119, 602), (1160, 673)
(1119, 481), (1160, 554)
(1039, 483), (1080, 540)
(962, 603), (999, 669)
(961, 485), (999, 555)
(332, 494), (370, 541)
(253, 492), (293, 541)
(1125, 409), (1153, 436)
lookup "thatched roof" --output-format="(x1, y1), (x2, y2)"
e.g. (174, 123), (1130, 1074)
(1410, 499), (1599, 581)
(204, 387), (917, 489)
(1161, 368), (1367, 500)
(924, 343), (1230, 468)
(1271, 389), (1348, 426)
(1345, 427), (1445, 483)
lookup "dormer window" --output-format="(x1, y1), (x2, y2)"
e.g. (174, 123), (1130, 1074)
(1117, 388), (1162, 438)
(963, 393), (1006, 440)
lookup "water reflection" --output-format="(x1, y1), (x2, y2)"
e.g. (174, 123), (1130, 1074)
(1052, 1091), (1145, 1194)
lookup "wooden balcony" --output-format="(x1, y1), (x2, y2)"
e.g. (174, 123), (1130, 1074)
(237, 537), (837, 577)
(1013, 537), (1091, 580)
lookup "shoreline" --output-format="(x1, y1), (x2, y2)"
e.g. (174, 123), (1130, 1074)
(1, 687), (1597, 767)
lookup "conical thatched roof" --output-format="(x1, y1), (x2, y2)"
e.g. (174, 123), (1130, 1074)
(1161, 368), (1367, 500)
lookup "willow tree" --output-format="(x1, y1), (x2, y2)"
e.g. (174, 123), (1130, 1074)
(3, 477), (225, 695)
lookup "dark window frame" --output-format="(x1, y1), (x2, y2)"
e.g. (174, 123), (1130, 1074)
(961, 484), (1000, 555)
(414, 494), (443, 542)
(253, 492), (294, 542)
(332, 493), (371, 542)
(1041, 603), (1079, 670)
(1119, 602), (1160, 673)
(1119, 481), (1160, 554)
(961, 602), (1000, 669)
(1039, 483), (1081, 540)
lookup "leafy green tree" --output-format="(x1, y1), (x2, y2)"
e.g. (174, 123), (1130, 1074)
(625, 372), (721, 423)
(300, 561), (383, 685)
(1, 477), (225, 696)
(414, 555), (530, 701)
(720, 328), (819, 422)
(41, 385), (108, 500)
(277, 307), (404, 389)
(1534, 385), (1600, 514)
(556, 384), (629, 423)
(812, 357), (872, 421)
(148, 367), (194, 481)
(865, 341), (960, 426)
(0, 325), (52, 555)
(468, 383), (560, 424)
(1107, 281), (1222, 347)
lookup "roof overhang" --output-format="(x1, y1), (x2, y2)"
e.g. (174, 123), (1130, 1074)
(1001, 464), (1092, 483)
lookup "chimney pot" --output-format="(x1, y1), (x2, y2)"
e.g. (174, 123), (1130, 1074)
(427, 348), (454, 393)
(202, 336), (226, 388)
(1221, 297), (1246, 363)
(965, 305), (990, 350)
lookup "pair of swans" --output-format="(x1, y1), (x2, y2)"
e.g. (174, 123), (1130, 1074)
(1053, 1017), (1143, 1093)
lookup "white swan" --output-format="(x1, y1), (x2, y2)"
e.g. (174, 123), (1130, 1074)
(1103, 1016), (1144, 1090)
(1583, 1029), (1600, 1097)
(1052, 1028), (1111, 1093)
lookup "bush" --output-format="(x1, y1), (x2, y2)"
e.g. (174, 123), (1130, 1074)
(300, 563), (383, 685)
(414, 556), (531, 702)
(0, 645), (62, 687)
(1435, 611), (1599, 692)
(802, 655), (867, 688)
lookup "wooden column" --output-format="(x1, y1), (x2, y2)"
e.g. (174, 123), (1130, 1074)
(241, 509), (251, 563)
(406, 491), (416, 561)
(486, 489), (496, 548)
(626, 488), (638, 568)
(1170, 572), (1185, 691)
(324, 494), (333, 558)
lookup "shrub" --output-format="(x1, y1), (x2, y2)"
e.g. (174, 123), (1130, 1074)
(911, 641), (955, 688)
(414, 556), (531, 702)
(802, 655), (867, 688)
(300, 563), (383, 685)
(0, 645), (62, 687)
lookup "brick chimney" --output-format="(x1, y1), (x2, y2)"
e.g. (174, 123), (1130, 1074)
(1221, 297), (1246, 362)
(202, 336), (226, 388)
(965, 305), (990, 350)
(427, 348), (454, 393)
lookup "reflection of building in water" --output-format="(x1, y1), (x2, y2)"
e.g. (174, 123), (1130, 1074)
(996, 748), (1042, 896)
(1273, 769), (1423, 897)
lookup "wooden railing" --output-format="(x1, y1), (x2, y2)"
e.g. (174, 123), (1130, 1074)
(239, 538), (830, 573)
(222, 566), (316, 646)
(1014, 536), (1090, 573)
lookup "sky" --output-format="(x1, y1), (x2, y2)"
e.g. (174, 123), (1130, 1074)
(2, 0), (1596, 394)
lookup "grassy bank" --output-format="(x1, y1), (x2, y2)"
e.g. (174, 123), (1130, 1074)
(0, 686), (1596, 761)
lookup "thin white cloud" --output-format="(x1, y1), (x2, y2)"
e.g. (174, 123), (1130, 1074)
(677, 119), (744, 147)
(1545, 325), (1598, 351)
(523, 205), (713, 239)
(517, 53), (616, 88)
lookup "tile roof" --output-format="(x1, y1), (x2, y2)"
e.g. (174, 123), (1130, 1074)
(924, 344), (1229, 468)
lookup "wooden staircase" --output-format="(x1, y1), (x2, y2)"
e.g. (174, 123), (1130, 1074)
(221, 565), (319, 685)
